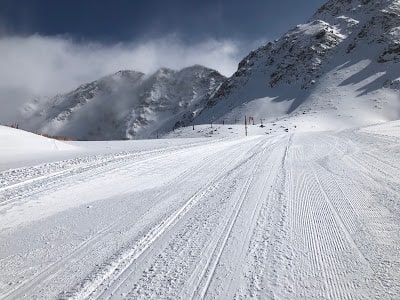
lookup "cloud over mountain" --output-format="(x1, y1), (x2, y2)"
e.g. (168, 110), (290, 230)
(0, 34), (245, 124)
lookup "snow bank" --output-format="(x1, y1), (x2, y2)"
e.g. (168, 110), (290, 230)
(0, 125), (76, 169)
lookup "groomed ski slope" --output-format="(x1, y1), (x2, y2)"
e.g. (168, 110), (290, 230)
(0, 122), (399, 299)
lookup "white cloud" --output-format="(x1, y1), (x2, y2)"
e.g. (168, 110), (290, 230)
(0, 34), (247, 124)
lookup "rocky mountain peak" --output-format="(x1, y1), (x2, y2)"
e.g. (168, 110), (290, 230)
(27, 65), (226, 140)
(197, 0), (400, 128)
(312, 0), (398, 33)
(23, 0), (400, 139)
(112, 70), (145, 80)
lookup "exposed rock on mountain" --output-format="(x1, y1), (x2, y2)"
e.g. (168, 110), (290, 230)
(25, 0), (400, 139)
(197, 0), (400, 130)
(27, 66), (225, 140)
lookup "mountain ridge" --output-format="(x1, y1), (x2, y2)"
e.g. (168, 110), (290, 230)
(24, 65), (225, 140)
(23, 0), (400, 139)
(196, 0), (400, 129)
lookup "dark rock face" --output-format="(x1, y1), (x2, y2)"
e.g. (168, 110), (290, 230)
(203, 0), (400, 112)
(31, 66), (225, 140)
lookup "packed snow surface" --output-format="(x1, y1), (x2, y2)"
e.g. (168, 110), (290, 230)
(0, 121), (399, 299)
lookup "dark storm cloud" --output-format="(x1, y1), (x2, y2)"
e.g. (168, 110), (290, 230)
(0, 0), (326, 42)
(0, 0), (327, 124)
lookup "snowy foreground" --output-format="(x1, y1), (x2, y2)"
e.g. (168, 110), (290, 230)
(0, 122), (399, 299)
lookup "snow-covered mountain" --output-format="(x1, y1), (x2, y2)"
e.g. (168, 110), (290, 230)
(25, 0), (400, 139)
(26, 66), (225, 140)
(197, 0), (400, 130)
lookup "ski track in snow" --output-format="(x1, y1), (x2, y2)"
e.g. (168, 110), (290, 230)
(0, 128), (399, 299)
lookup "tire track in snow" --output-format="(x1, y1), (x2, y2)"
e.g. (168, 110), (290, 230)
(3, 130), (399, 299)
(343, 150), (400, 213)
(99, 139), (270, 299)
(123, 175), (245, 300)
(0, 138), (227, 206)
(286, 136), (373, 299)
(0, 139), (230, 211)
(62, 138), (266, 300)
(0, 138), (252, 299)
(349, 152), (400, 183)
(320, 145), (400, 298)
(311, 163), (371, 259)
(358, 152), (400, 196)
(189, 144), (268, 300)
(230, 137), (293, 299)
(0, 138), (227, 190)
(294, 170), (353, 299)
(0, 150), (217, 300)
(222, 145), (287, 300)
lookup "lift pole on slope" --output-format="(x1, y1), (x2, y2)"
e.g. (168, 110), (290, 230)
(245, 116), (248, 136)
